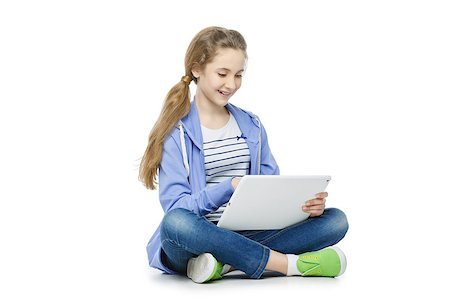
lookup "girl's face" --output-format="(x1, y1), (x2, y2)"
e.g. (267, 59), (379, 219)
(193, 48), (246, 108)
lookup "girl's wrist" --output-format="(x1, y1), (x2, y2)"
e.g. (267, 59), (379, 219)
(231, 177), (240, 190)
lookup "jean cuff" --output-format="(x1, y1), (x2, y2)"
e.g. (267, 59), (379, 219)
(250, 245), (270, 279)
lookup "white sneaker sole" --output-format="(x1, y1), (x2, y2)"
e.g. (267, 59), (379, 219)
(187, 253), (216, 283)
(330, 246), (347, 276)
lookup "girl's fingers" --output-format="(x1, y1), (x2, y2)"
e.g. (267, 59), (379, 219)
(305, 198), (326, 207)
(305, 206), (325, 216)
(302, 197), (326, 215)
(315, 192), (328, 198)
(309, 210), (324, 217)
(302, 204), (325, 212)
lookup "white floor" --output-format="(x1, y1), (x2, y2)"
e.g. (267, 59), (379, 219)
(144, 248), (446, 299)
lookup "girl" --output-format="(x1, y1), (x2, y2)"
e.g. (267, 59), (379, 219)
(139, 26), (349, 283)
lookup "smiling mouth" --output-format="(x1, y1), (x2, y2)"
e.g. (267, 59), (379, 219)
(219, 90), (231, 96)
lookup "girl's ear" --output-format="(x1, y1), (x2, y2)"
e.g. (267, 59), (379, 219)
(191, 63), (202, 79)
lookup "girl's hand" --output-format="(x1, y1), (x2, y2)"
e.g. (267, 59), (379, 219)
(231, 177), (241, 191)
(302, 192), (328, 217)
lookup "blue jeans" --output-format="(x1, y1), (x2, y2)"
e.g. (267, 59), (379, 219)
(160, 207), (348, 279)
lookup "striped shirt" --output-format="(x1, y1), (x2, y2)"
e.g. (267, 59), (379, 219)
(202, 113), (250, 222)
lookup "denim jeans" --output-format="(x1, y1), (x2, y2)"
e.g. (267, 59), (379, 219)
(159, 207), (348, 279)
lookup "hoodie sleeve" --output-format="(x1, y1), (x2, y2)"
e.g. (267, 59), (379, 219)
(259, 119), (281, 175)
(157, 133), (235, 215)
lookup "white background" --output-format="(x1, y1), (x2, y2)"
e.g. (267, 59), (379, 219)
(1, 0), (449, 298)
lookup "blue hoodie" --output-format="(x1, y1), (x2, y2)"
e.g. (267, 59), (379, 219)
(146, 100), (280, 273)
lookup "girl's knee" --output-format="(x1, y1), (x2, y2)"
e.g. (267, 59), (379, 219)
(160, 208), (196, 240)
(325, 208), (349, 237)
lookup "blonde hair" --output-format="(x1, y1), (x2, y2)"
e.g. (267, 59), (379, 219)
(139, 26), (247, 189)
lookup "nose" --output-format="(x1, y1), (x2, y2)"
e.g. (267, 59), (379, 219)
(224, 76), (237, 91)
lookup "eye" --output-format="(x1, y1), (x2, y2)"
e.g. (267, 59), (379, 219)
(235, 74), (243, 78)
(218, 73), (226, 77)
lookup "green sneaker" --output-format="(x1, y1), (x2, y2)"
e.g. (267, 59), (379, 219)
(297, 247), (347, 277)
(187, 253), (223, 283)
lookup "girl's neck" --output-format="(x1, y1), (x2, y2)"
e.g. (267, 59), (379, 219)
(195, 96), (230, 129)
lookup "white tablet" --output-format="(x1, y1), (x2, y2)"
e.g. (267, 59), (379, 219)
(217, 175), (331, 230)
